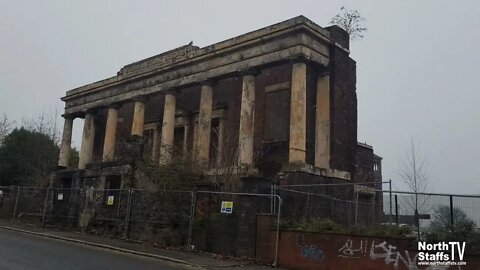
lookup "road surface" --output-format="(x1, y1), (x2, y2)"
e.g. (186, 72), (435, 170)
(0, 228), (190, 270)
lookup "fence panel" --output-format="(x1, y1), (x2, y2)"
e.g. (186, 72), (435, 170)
(127, 190), (193, 247)
(0, 186), (17, 219)
(191, 191), (278, 262)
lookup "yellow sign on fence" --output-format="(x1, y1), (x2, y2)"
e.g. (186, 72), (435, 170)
(221, 201), (233, 214)
(107, 196), (115, 206)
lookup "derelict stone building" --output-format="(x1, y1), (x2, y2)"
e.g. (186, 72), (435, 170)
(56, 16), (382, 194)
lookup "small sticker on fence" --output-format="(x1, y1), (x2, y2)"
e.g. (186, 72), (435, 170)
(221, 201), (233, 214)
(107, 196), (115, 205)
(57, 193), (64, 201)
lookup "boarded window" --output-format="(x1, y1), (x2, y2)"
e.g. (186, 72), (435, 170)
(173, 126), (185, 158)
(143, 129), (155, 161)
(264, 89), (289, 142)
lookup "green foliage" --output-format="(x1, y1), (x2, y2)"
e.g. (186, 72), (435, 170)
(149, 151), (200, 191)
(0, 128), (59, 186)
(330, 6), (367, 40)
(69, 147), (79, 169)
(288, 218), (414, 238)
(425, 206), (480, 254)
(291, 218), (346, 233)
(351, 224), (414, 238)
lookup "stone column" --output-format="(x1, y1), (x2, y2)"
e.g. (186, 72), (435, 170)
(78, 111), (96, 169)
(152, 124), (161, 162)
(131, 96), (147, 136)
(192, 120), (198, 156)
(289, 61), (307, 163)
(183, 124), (190, 156)
(58, 116), (74, 167)
(159, 91), (177, 164)
(102, 104), (120, 162)
(315, 72), (331, 169)
(196, 83), (213, 167)
(238, 73), (256, 165)
(216, 117), (225, 167)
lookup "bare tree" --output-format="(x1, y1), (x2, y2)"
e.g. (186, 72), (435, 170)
(400, 138), (428, 217)
(21, 109), (60, 144)
(329, 6), (368, 41)
(0, 113), (14, 145)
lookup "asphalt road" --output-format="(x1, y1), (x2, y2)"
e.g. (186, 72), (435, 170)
(0, 229), (190, 270)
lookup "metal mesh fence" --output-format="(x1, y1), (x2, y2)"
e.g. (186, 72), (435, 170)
(1, 184), (479, 258)
(190, 191), (280, 265)
(127, 190), (192, 246)
(275, 184), (388, 227)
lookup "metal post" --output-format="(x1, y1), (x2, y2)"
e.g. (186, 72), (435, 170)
(270, 184), (273, 214)
(305, 192), (310, 218)
(331, 196), (335, 220)
(395, 195), (399, 226)
(449, 195), (454, 227)
(12, 186), (20, 219)
(116, 190), (122, 218)
(41, 187), (50, 227)
(354, 192), (359, 226)
(273, 195), (282, 268)
(389, 179), (393, 223)
(187, 191), (196, 249)
(123, 189), (133, 239)
(272, 184), (277, 215)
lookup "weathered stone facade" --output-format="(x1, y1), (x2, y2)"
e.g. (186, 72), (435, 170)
(56, 16), (381, 191)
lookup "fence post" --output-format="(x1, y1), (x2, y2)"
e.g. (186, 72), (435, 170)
(354, 192), (359, 226)
(270, 184), (274, 214)
(449, 195), (454, 227)
(123, 189), (133, 239)
(331, 196), (335, 220)
(12, 186), (20, 220)
(273, 195), (282, 268)
(187, 191), (196, 249)
(305, 192), (310, 218)
(41, 187), (50, 227)
(272, 184), (277, 215)
(395, 194), (399, 226)
(389, 179), (393, 223)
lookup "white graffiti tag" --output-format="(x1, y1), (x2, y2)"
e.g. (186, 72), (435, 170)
(338, 239), (368, 258)
(338, 239), (451, 270)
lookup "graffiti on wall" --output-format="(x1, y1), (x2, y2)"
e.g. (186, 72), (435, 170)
(296, 234), (325, 262)
(338, 239), (451, 270)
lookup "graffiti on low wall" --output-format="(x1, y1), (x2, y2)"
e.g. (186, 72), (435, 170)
(296, 234), (325, 262)
(338, 238), (451, 270)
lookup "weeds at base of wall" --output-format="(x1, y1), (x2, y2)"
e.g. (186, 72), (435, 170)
(283, 218), (415, 239)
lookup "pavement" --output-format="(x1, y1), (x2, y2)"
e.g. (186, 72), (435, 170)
(0, 228), (188, 270)
(0, 221), (279, 270)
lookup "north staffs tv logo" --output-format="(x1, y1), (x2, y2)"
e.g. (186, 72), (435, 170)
(418, 242), (466, 265)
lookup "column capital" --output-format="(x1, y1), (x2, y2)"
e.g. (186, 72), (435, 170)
(61, 113), (76, 120)
(107, 102), (122, 109)
(289, 54), (310, 64)
(200, 79), (216, 87)
(318, 67), (331, 77)
(164, 88), (180, 96)
(239, 68), (260, 77)
(132, 95), (149, 103)
(81, 108), (98, 118)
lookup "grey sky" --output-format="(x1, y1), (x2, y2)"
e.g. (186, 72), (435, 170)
(0, 0), (478, 193)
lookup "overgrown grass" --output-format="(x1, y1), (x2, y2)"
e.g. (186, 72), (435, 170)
(283, 218), (414, 238)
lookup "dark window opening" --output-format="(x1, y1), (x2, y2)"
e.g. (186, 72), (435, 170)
(104, 175), (121, 206)
(264, 89), (289, 142)
(173, 126), (185, 159)
(209, 118), (220, 168)
(143, 129), (155, 161)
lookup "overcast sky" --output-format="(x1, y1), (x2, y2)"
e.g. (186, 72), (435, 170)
(0, 0), (478, 194)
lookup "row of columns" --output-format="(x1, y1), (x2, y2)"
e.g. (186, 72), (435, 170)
(58, 61), (331, 170)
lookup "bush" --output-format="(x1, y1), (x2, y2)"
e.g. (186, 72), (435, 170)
(287, 218), (414, 238)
